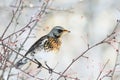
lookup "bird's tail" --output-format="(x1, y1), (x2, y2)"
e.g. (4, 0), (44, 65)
(16, 58), (28, 68)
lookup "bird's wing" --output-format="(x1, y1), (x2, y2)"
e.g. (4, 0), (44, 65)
(24, 35), (48, 56)
(16, 35), (48, 67)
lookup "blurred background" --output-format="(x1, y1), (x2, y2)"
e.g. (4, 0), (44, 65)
(0, 0), (120, 80)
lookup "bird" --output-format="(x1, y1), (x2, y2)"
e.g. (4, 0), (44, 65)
(16, 26), (70, 68)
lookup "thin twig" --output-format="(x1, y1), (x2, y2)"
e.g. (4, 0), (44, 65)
(0, 54), (44, 80)
(111, 43), (120, 80)
(2, 18), (36, 41)
(96, 59), (110, 80)
(1, 0), (22, 39)
(1, 43), (77, 80)
(57, 21), (120, 80)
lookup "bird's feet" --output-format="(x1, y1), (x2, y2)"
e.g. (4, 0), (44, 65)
(34, 59), (42, 68)
(45, 61), (53, 74)
(34, 59), (53, 74)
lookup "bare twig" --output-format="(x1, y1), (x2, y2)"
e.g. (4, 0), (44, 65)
(1, 1), (51, 80)
(111, 43), (120, 80)
(57, 21), (120, 80)
(100, 70), (112, 80)
(96, 59), (110, 80)
(1, 43), (77, 80)
(0, 54), (44, 80)
(2, 18), (36, 41)
(1, 0), (22, 39)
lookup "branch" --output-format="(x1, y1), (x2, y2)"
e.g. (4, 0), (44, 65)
(57, 20), (120, 80)
(111, 43), (120, 80)
(1, 43), (77, 80)
(0, 53), (44, 80)
(2, 18), (36, 41)
(96, 59), (110, 80)
(0, 0), (22, 39)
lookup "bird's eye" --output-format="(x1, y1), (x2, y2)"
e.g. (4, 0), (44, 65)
(58, 29), (63, 33)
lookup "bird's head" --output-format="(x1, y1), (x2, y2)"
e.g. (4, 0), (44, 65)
(48, 26), (70, 38)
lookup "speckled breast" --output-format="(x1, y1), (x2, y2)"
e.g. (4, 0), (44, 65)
(44, 37), (61, 52)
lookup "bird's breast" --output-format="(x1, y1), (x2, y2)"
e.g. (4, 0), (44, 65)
(44, 37), (61, 52)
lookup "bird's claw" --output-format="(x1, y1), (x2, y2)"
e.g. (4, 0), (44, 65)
(45, 61), (53, 74)
(48, 68), (53, 74)
(34, 59), (42, 68)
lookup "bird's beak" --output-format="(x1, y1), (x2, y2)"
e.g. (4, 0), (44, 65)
(63, 29), (70, 33)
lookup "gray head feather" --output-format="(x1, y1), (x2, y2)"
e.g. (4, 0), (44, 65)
(48, 26), (66, 38)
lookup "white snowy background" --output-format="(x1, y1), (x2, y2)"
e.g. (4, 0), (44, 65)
(0, 0), (120, 80)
